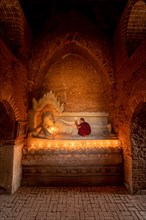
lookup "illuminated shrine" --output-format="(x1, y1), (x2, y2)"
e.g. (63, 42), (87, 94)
(21, 91), (123, 186)
(0, 0), (146, 194)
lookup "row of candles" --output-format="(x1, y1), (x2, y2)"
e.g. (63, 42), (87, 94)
(29, 140), (121, 150)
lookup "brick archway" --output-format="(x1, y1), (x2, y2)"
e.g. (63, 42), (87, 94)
(0, 98), (24, 193)
(0, 100), (16, 140)
(0, 97), (21, 140)
(0, 96), (21, 121)
(28, 39), (115, 112)
(116, 92), (146, 193)
(131, 102), (146, 193)
(32, 43), (112, 91)
(29, 28), (115, 89)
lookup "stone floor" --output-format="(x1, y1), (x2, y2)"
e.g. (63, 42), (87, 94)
(0, 186), (146, 220)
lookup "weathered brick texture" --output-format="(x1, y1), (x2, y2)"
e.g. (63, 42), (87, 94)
(42, 54), (106, 112)
(0, 0), (32, 62)
(113, 1), (146, 193)
(0, 39), (28, 120)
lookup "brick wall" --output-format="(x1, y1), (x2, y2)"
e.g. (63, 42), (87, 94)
(0, 39), (28, 121)
(0, 0), (32, 63)
(42, 53), (106, 112)
(114, 5), (146, 193)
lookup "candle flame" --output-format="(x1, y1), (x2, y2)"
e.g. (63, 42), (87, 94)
(28, 138), (121, 151)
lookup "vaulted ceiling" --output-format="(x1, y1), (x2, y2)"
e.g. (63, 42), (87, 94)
(1, 0), (146, 61)
(19, 0), (128, 37)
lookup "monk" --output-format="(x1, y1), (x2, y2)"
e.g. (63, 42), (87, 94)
(75, 118), (91, 136)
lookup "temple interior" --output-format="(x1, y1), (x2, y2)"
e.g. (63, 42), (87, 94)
(0, 0), (146, 195)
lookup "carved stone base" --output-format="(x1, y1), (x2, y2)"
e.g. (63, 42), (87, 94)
(22, 166), (123, 186)
(22, 139), (123, 186)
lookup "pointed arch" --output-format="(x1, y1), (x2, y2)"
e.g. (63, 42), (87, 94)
(0, 95), (21, 121)
(28, 13), (115, 88)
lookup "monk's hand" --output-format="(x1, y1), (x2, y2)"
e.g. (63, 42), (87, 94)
(75, 120), (78, 126)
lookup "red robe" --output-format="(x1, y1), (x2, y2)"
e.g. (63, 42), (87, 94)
(78, 122), (91, 136)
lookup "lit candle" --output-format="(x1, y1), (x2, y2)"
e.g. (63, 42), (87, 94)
(101, 142), (103, 146)
(50, 127), (54, 134)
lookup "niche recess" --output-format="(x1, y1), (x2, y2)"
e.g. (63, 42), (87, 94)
(131, 102), (146, 194)
(0, 100), (16, 141)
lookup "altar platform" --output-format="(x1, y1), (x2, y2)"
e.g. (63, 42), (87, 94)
(22, 136), (123, 186)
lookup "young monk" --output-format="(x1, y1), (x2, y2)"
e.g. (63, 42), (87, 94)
(75, 117), (91, 136)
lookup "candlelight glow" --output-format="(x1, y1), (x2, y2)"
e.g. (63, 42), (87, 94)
(27, 137), (121, 151)
(48, 126), (58, 134)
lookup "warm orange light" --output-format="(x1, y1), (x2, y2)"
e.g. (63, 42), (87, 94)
(27, 137), (121, 151)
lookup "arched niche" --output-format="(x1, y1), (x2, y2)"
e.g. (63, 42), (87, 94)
(42, 53), (107, 112)
(131, 102), (146, 194)
(0, 100), (16, 141)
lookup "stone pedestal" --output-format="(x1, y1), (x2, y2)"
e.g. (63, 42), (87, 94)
(0, 140), (23, 193)
(22, 138), (123, 186)
(12, 143), (23, 193)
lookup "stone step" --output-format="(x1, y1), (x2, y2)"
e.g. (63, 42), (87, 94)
(22, 172), (123, 186)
